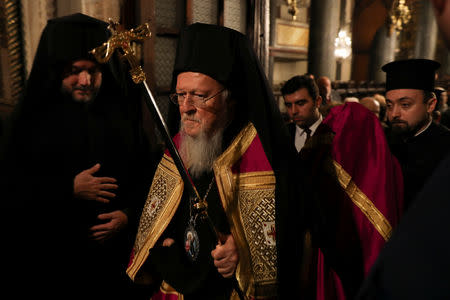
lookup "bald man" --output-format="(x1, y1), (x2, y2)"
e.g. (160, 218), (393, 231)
(317, 76), (332, 105)
(360, 97), (381, 119)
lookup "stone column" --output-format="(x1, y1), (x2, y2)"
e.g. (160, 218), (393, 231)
(191, 0), (218, 25)
(369, 24), (397, 83)
(307, 0), (340, 80)
(56, 0), (121, 22)
(56, 0), (81, 17)
(414, 0), (438, 59)
(250, 0), (270, 76)
(223, 0), (246, 33)
(21, 0), (56, 77)
(444, 53), (450, 76)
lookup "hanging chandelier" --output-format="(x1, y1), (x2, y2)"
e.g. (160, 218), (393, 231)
(389, 0), (411, 34)
(334, 30), (352, 60)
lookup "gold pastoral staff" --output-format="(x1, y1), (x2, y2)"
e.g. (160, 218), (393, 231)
(90, 20), (205, 206)
(90, 19), (151, 83)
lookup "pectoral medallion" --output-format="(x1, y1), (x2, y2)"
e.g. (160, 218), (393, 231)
(184, 220), (200, 262)
(184, 178), (215, 262)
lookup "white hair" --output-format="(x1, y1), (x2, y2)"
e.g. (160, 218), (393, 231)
(179, 125), (225, 178)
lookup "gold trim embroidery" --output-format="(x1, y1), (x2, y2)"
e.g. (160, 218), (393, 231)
(128, 123), (278, 298)
(214, 123), (257, 295)
(214, 123), (258, 204)
(332, 160), (392, 241)
(233, 171), (276, 189)
(214, 123), (278, 297)
(127, 154), (184, 280)
(157, 281), (184, 299)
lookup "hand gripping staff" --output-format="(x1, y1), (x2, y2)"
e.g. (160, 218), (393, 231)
(90, 20), (245, 300)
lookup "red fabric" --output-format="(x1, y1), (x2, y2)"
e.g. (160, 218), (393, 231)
(316, 102), (403, 299)
(231, 132), (272, 174)
(128, 249), (135, 268)
(151, 291), (180, 300)
(164, 134), (181, 156)
(316, 249), (346, 300)
(324, 102), (403, 273)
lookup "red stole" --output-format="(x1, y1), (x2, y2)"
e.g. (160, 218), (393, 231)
(316, 102), (403, 300)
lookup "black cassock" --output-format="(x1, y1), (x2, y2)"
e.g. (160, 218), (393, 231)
(388, 121), (450, 210)
(357, 151), (450, 300)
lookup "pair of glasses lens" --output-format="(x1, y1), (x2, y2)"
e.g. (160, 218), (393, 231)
(169, 88), (225, 107)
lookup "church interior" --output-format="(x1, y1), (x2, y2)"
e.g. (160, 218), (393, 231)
(0, 0), (448, 126)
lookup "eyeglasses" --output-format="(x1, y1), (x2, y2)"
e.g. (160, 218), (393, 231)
(169, 88), (226, 108)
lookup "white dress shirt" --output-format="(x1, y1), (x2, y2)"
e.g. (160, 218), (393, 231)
(295, 115), (323, 152)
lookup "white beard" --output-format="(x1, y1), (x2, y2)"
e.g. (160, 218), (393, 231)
(179, 124), (225, 179)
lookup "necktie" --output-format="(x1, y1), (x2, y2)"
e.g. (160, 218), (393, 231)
(304, 127), (311, 144)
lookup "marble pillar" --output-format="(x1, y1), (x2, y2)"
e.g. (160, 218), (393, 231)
(369, 24), (397, 83)
(307, 0), (341, 79)
(21, 0), (56, 77)
(414, 0), (438, 60)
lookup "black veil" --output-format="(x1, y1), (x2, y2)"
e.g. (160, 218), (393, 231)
(0, 13), (151, 298)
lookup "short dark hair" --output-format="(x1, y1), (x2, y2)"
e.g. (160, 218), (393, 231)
(281, 75), (319, 100)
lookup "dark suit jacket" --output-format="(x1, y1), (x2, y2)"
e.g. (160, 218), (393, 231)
(287, 122), (297, 146)
(287, 122), (316, 153)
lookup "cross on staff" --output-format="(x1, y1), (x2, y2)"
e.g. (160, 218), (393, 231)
(89, 19), (204, 206)
(90, 19), (150, 84)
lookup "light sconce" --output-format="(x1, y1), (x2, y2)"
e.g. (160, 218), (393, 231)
(285, 0), (299, 21)
(284, 0), (310, 21)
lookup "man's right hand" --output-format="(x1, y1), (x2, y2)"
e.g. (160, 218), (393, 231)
(73, 163), (118, 203)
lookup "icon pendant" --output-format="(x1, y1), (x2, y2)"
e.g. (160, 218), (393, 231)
(184, 223), (200, 262)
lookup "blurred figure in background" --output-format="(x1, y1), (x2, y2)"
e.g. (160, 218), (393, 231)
(360, 97), (381, 119)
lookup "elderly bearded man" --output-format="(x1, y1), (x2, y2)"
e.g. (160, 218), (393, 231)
(127, 23), (303, 299)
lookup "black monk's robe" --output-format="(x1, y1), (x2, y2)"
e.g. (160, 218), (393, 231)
(388, 121), (450, 210)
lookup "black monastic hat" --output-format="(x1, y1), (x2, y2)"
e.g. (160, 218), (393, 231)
(171, 23), (294, 165)
(382, 59), (440, 92)
(172, 23), (239, 88)
(23, 13), (128, 110)
(44, 13), (110, 65)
